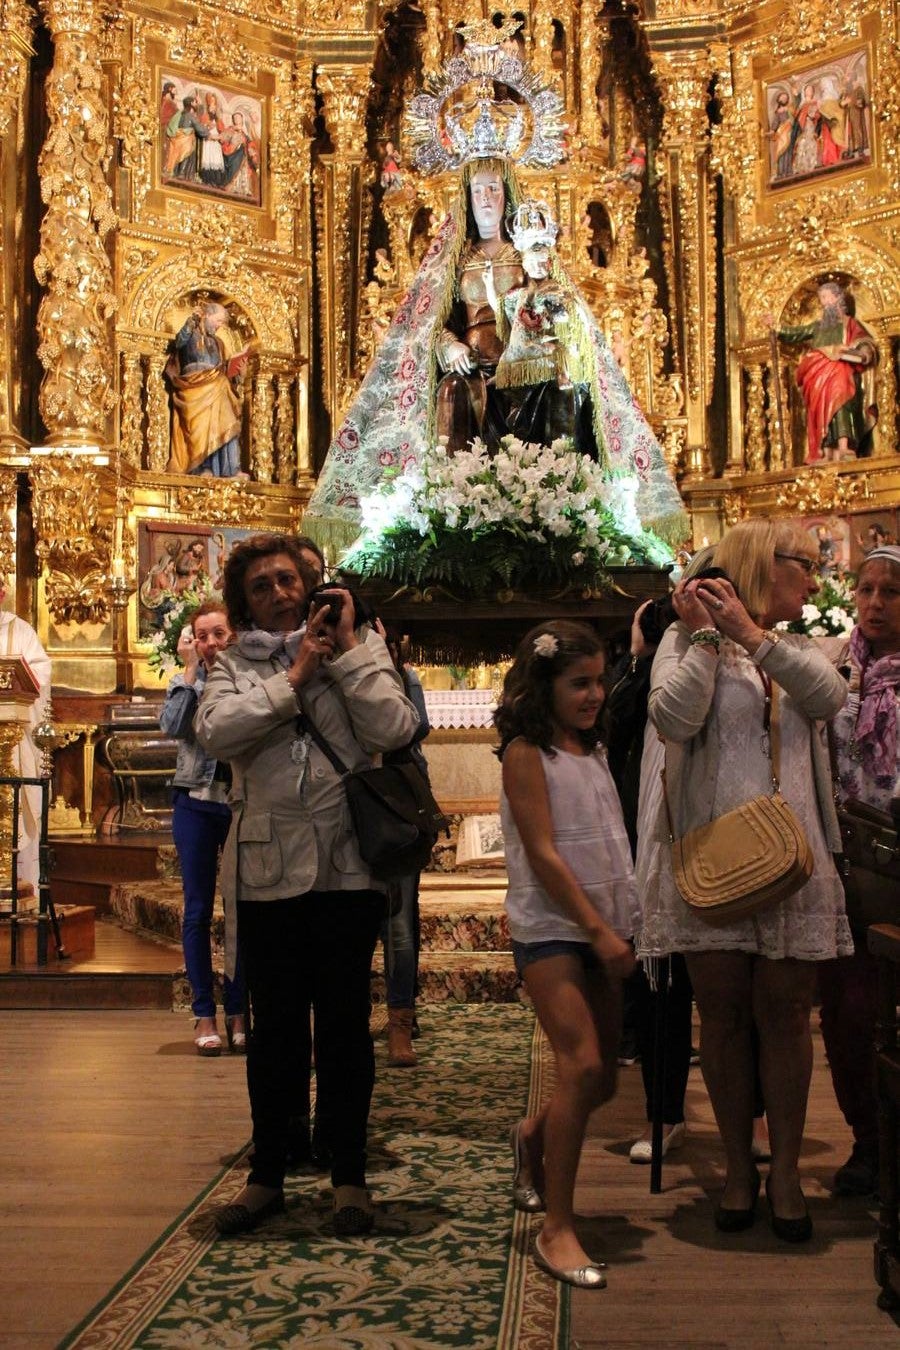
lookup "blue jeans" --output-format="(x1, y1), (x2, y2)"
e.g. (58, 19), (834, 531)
(381, 873), (420, 1008)
(172, 790), (243, 1019)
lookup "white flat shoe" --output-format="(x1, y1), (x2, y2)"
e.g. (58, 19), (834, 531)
(629, 1120), (686, 1164)
(534, 1233), (607, 1289)
(509, 1122), (545, 1213)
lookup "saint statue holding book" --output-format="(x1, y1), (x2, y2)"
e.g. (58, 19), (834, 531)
(166, 301), (250, 477)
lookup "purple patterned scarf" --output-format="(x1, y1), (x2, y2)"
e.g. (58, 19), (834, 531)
(848, 625), (900, 781)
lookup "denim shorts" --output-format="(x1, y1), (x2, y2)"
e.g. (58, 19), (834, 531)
(512, 938), (600, 978)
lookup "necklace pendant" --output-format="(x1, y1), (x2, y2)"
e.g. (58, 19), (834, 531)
(760, 730), (771, 760)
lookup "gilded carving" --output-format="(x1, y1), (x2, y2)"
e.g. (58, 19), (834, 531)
(316, 67), (371, 157)
(251, 372), (275, 484)
(774, 469), (868, 514)
(0, 471), (18, 584)
(31, 454), (116, 625)
(35, 0), (118, 445)
(0, 5), (35, 140)
(274, 375), (294, 486)
(167, 14), (257, 86)
(145, 352), (169, 473)
(172, 480), (269, 525)
(119, 352), (144, 468)
(743, 364), (767, 474)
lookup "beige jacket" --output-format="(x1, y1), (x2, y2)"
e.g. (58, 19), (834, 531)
(195, 630), (420, 910)
(648, 625), (847, 850)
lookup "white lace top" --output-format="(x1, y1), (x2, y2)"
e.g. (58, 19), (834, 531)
(636, 645), (853, 962)
(501, 745), (639, 945)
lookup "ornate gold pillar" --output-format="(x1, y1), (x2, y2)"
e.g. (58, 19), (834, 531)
(274, 373), (294, 487)
(119, 350), (143, 469)
(145, 350), (169, 474)
(531, 12), (556, 89)
(315, 66), (371, 432)
(578, 5), (602, 149)
(251, 368), (274, 485)
(874, 337), (897, 458)
(34, 0), (117, 449)
(653, 52), (715, 481)
(0, 5), (35, 457)
(743, 364), (767, 475)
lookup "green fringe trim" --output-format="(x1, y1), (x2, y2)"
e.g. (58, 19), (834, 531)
(494, 356), (560, 389)
(298, 511), (362, 563)
(647, 508), (691, 551)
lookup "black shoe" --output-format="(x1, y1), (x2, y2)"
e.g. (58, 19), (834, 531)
(333, 1185), (374, 1236)
(213, 1190), (285, 1236)
(411, 1014), (421, 1040)
(765, 1178), (812, 1243)
(714, 1168), (761, 1233)
(833, 1142), (878, 1197)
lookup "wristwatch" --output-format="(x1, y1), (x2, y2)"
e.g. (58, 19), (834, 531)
(750, 630), (781, 665)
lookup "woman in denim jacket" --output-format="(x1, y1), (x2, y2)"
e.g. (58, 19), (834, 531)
(160, 598), (245, 1056)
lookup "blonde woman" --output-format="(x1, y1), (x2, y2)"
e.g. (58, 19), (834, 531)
(636, 519), (849, 1241)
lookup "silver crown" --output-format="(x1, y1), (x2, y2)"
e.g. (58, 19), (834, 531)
(405, 23), (566, 177)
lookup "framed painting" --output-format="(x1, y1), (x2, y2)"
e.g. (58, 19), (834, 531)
(158, 72), (263, 208)
(764, 48), (872, 190)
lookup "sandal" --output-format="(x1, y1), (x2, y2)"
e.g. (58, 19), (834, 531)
(194, 1019), (222, 1057)
(225, 1016), (247, 1055)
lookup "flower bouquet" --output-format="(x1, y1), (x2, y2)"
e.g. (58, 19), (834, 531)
(783, 572), (856, 639)
(146, 583), (219, 678)
(341, 436), (672, 599)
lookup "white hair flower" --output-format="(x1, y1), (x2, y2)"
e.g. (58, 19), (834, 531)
(533, 633), (559, 658)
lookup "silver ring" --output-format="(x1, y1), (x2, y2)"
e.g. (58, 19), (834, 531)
(713, 599), (724, 610)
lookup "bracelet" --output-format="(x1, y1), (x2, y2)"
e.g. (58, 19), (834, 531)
(689, 627), (721, 651)
(750, 629), (781, 666)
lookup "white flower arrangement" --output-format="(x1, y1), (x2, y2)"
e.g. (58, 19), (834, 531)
(146, 583), (218, 678)
(782, 573), (856, 639)
(344, 436), (671, 596)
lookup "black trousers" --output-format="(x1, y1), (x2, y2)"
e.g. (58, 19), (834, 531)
(237, 889), (385, 1190)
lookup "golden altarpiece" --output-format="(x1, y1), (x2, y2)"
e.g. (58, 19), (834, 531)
(0, 0), (898, 838)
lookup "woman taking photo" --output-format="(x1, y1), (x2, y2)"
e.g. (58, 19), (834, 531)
(194, 534), (419, 1238)
(636, 519), (849, 1242)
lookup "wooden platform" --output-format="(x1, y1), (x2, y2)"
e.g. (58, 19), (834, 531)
(0, 917), (181, 1009)
(0, 903), (95, 969)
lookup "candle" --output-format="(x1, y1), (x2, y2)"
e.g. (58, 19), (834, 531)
(111, 557), (125, 580)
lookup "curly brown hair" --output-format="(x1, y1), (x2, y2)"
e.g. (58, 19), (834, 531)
(494, 620), (606, 759)
(222, 533), (318, 631)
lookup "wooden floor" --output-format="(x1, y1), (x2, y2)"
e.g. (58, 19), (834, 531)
(1, 1009), (897, 1349)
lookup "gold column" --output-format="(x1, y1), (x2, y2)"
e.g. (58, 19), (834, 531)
(274, 374), (294, 487)
(531, 12), (556, 89)
(34, 0), (117, 448)
(251, 367), (274, 485)
(743, 363), (766, 475)
(315, 66), (371, 430)
(145, 351), (169, 474)
(119, 350), (143, 469)
(578, 4), (602, 149)
(873, 338), (897, 458)
(653, 51), (715, 482)
(0, 8), (35, 457)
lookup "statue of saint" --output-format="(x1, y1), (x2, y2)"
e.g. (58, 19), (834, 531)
(165, 302), (249, 477)
(768, 281), (878, 463)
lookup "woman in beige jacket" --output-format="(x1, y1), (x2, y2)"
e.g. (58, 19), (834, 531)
(195, 534), (419, 1238)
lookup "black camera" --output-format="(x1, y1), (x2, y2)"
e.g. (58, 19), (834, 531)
(305, 584), (373, 630)
(638, 566), (732, 648)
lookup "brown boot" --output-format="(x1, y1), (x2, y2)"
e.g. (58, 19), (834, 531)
(387, 1008), (418, 1067)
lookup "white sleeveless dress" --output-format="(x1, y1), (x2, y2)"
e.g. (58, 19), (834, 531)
(501, 745), (639, 945)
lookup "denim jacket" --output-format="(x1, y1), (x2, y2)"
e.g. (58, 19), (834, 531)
(159, 670), (218, 790)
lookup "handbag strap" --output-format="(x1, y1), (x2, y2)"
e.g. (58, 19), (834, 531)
(296, 712), (351, 778)
(660, 667), (785, 844)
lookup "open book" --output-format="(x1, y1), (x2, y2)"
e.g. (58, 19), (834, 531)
(226, 347), (252, 379)
(455, 813), (506, 869)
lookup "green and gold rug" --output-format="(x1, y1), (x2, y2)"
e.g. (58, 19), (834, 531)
(61, 1005), (567, 1349)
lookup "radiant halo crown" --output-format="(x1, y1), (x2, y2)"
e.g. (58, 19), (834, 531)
(404, 18), (566, 177)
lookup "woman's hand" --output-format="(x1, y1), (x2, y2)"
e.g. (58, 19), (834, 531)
(671, 578), (717, 634)
(692, 576), (764, 652)
(315, 587), (359, 655)
(286, 603), (336, 692)
(630, 599), (655, 660)
(176, 626), (200, 682)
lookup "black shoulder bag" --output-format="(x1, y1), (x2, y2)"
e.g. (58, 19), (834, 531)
(301, 715), (448, 881)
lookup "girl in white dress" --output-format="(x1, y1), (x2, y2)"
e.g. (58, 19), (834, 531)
(495, 620), (638, 1289)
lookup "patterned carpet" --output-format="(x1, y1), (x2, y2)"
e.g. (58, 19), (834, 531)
(61, 1005), (566, 1350)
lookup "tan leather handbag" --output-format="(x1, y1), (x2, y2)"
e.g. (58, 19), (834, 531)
(664, 679), (813, 925)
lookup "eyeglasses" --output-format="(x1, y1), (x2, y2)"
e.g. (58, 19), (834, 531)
(774, 553), (818, 575)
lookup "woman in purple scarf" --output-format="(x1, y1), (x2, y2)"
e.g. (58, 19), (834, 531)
(820, 544), (900, 1197)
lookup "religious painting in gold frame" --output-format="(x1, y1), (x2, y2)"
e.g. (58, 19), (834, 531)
(764, 49), (872, 190)
(157, 71), (264, 209)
